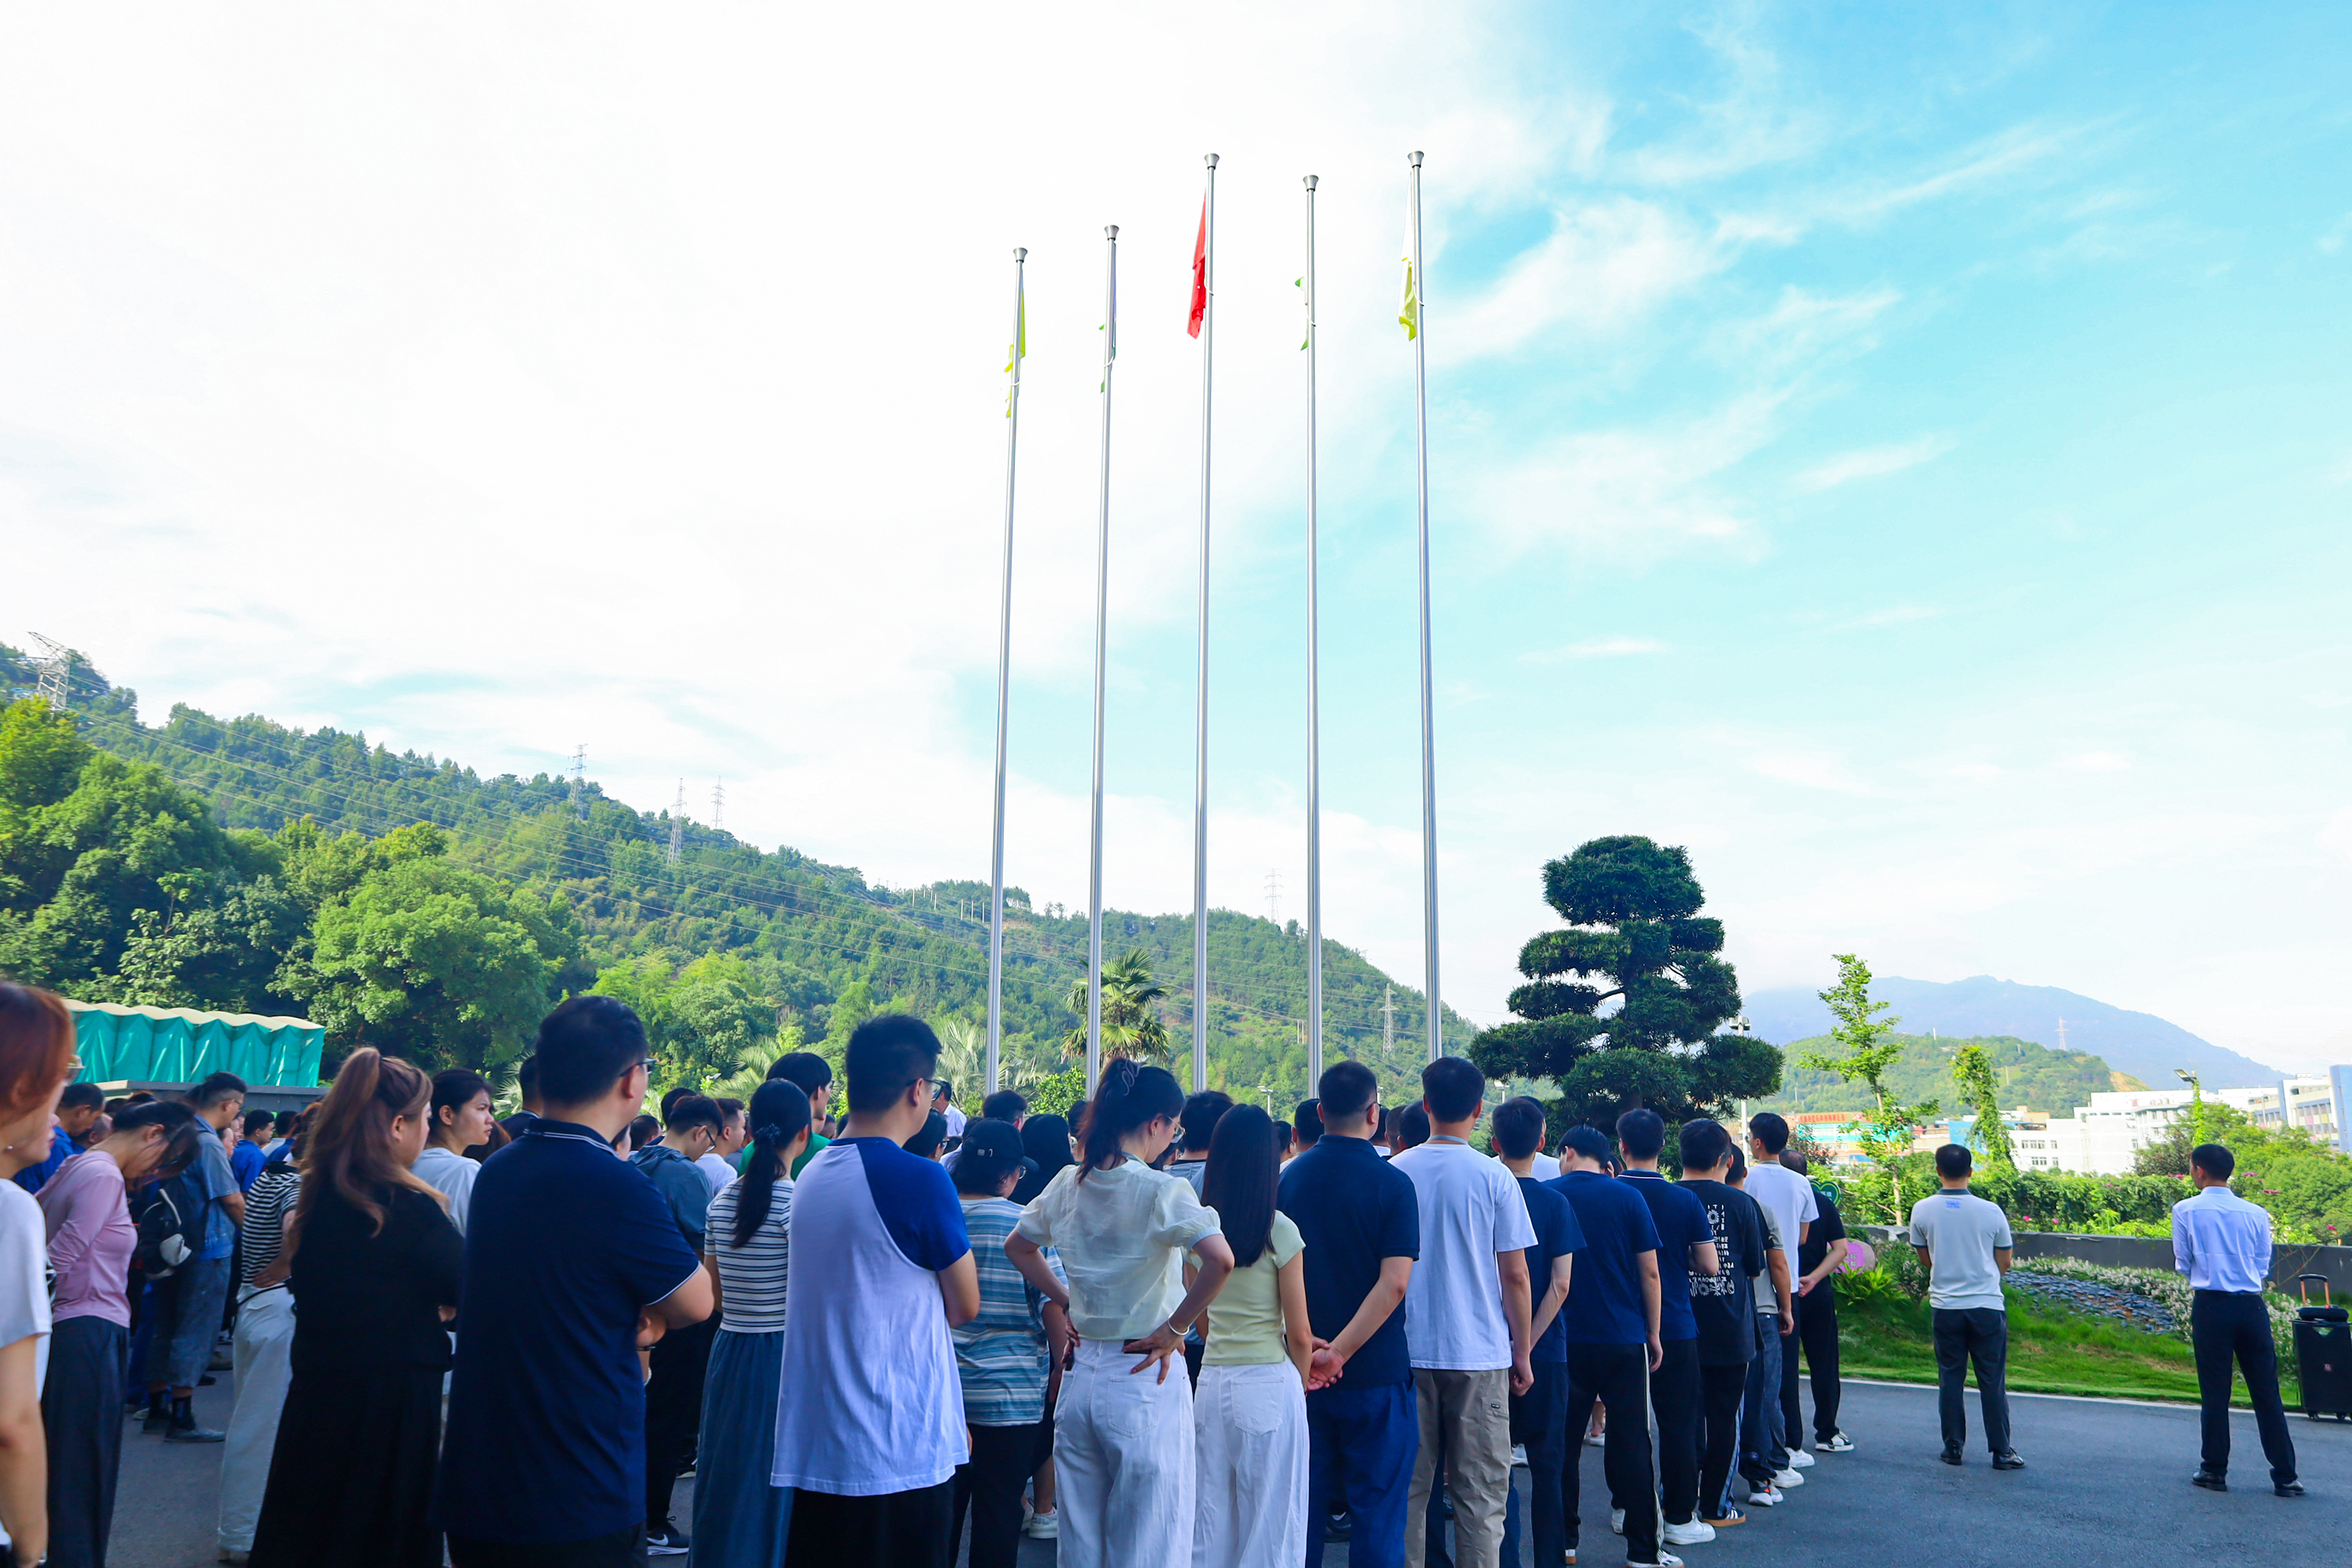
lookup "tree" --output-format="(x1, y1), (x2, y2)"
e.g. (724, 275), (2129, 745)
(1470, 836), (1776, 1129)
(1801, 954), (1938, 1222)
(286, 856), (582, 1072)
(1062, 949), (1174, 1064)
(1952, 1043), (2014, 1175)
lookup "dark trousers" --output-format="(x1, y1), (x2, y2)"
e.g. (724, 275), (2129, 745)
(1557, 1342), (1656, 1563)
(1738, 1316), (1784, 1482)
(1500, 1359), (1567, 1568)
(449, 1526), (646, 1567)
(1304, 1379), (1418, 1568)
(786, 1481), (952, 1568)
(952, 1420), (1044, 1568)
(642, 1316), (715, 1529)
(2191, 1290), (2297, 1484)
(1649, 1337), (1702, 1526)
(1696, 1359), (1749, 1521)
(1794, 1281), (1841, 1440)
(44, 1316), (126, 1568)
(1931, 1307), (2012, 1453)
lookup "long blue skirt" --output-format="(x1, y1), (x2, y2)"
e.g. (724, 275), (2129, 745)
(692, 1327), (793, 1568)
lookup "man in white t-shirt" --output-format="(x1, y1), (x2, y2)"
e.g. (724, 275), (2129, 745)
(774, 1015), (980, 1563)
(1390, 1058), (1534, 1568)
(699, 1097), (745, 1196)
(931, 1079), (966, 1140)
(1743, 1112), (1818, 1474)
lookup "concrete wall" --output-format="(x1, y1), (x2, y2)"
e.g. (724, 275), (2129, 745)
(1851, 1225), (2352, 1303)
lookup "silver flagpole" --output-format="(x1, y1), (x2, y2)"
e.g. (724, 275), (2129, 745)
(1408, 151), (1441, 1065)
(1190, 154), (1218, 1094)
(1303, 174), (1323, 1086)
(1087, 225), (1119, 1095)
(987, 247), (1026, 1096)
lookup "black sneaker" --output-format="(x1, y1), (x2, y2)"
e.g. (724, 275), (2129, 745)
(645, 1522), (690, 1556)
(2274, 1479), (2303, 1498)
(2192, 1470), (2227, 1492)
(1991, 1450), (2026, 1471)
(1941, 1445), (1963, 1466)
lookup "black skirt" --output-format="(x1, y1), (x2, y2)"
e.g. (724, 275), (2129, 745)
(249, 1367), (444, 1568)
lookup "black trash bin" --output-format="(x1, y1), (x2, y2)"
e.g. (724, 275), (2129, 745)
(2293, 1275), (2352, 1421)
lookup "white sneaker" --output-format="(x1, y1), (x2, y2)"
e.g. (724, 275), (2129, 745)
(1628, 1554), (1684, 1568)
(1772, 1467), (1805, 1488)
(1787, 1448), (1816, 1468)
(1023, 1509), (1059, 1539)
(1663, 1520), (1717, 1546)
(1820, 1431), (1856, 1453)
(1610, 1509), (1626, 1534)
(1746, 1484), (1784, 1507)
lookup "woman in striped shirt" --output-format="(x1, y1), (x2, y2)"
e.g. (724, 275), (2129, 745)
(692, 1078), (810, 1568)
(949, 1118), (1070, 1568)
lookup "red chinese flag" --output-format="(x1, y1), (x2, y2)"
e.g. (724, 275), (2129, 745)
(1187, 197), (1208, 338)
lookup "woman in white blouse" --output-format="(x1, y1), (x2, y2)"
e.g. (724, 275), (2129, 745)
(1006, 1061), (1233, 1568)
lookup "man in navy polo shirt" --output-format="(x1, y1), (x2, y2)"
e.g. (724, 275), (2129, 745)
(1492, 1097), (1583, 1568)
(1617, 1110), (1721, 1548)
(1279, 1060), (1420, 1568)
(439, 998), (714, 1567)
(1547, 1125), (1667, 1568)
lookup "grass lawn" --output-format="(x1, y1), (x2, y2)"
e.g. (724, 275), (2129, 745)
(1834, 1289), (2303, 1408)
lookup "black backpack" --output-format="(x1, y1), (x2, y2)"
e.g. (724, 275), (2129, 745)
(132, 1172), (208, 1281)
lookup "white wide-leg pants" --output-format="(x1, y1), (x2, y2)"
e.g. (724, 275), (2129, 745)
(1192, 1360), (1308, 1568)
(1055, 1338), (1196, 1568)
(216, 1286), (296, 1553)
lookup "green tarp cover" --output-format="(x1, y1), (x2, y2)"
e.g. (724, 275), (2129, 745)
(66, 1001), (324, 1089)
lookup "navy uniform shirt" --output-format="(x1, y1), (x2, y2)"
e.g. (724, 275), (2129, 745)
(1546, 1169), (1661, 1347)
(1278, 1133), (1420, 1389)
(1515, 1175), (1587, 1362)
(438, 1120), (702, 1545)
(1619, 1168), (1713, 1342)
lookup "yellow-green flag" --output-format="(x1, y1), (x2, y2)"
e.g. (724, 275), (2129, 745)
(1005, 286), (1024, 415)
(1398, 222), (1418, 340)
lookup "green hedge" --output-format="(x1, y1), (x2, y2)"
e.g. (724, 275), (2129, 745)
(1824, 1163), (2189, 1232)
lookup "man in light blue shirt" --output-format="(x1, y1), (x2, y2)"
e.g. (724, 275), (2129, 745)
(2172, 1143), (2299, 1497)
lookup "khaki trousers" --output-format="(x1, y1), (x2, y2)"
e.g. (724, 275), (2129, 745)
(1404, 1367), (1511, 1568)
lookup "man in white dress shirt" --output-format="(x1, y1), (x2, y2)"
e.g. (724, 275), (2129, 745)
(2173, 1142), (2300, 1497)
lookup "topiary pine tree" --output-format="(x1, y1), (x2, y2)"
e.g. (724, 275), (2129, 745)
(1471, 835), (1778, 1133)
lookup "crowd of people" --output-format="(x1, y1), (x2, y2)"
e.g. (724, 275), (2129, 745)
(2, 975), (2304, 1568)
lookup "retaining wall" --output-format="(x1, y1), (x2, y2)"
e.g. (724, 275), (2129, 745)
(1850, 1225), (2351, 1303)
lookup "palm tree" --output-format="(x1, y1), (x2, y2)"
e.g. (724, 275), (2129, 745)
(1062, 948), (1175, 1065)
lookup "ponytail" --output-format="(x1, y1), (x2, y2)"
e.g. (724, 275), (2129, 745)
(1076, 1058), (1184, 1182)
(731, 1078), (811, 1251)
(297, 1048), (436, 1237)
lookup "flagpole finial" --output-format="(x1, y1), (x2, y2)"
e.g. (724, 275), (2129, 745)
(1105, 225), (1119, 240)
(1013, 247), (1027, 261)
(1205, 152), (1219, 169)
(1304, 174), (1318, 190)
(1409, 150), (1424, 167)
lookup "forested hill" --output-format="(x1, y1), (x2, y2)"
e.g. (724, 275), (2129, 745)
(0, 645), (1468, 1098)
(1756, 1031), (2131, 1118)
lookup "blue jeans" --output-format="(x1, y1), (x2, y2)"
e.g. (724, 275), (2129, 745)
(1304, 1379), (1418, 1568)
(145, 1256), (233, 1392)
(1500, 1360), (1568, 1568)
(1739, 1314), (1786, 1484)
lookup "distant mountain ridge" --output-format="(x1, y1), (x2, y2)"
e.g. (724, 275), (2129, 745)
(1742, 974), (2284, 1091)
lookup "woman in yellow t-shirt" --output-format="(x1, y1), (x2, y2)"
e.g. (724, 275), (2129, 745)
(1194, 1104), (1313, 1568)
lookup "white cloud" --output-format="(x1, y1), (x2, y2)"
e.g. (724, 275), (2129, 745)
(1524, 637), (1669, 663)
(1795, 434), (1955, 491)
(1442, 197), (1729, 361)
(2322, 807), (2352, 862)
(2058, 752), (2132, 773)
(1745, 751), (1879, 795)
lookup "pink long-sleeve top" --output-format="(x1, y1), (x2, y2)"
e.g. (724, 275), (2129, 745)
(37, 1150), (133, 1328)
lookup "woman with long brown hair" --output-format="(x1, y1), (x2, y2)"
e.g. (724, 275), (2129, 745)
(248, 1049), (462, 1568)
(0, 982), (80, 1568)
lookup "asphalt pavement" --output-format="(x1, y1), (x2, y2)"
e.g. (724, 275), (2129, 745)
(109, 1372), (2346, 1566)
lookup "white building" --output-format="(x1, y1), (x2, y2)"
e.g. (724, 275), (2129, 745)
(2018, 1070), (2350, 1175)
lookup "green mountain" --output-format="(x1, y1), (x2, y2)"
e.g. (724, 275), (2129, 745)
(1758, 1031), (2123, 1118)
(0, 643), (1468, 1102)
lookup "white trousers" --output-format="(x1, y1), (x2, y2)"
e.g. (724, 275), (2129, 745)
(1055, 1338), (1196, 1568)
(216, 1287), (295, 1552)
(1192, 1360), (1308, 1568)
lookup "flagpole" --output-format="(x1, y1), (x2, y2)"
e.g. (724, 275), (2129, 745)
(987, 247), (1025, 1096)
(1408, 150), (1442, 1065)
(1087, 224), (1119, 1096)
(1303, 173), (1324, 1087)
(1190, 153), (1219, 1095)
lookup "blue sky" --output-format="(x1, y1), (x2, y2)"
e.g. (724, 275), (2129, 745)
(6, 3), (2348, 1068)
